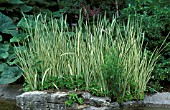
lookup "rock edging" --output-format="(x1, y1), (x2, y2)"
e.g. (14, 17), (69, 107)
(16, 91), (119, 110)
(16, 91), (170, 110)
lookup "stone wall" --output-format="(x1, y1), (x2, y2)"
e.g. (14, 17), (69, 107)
(16, 91), (170, 110)
(16, 91), (119, 110)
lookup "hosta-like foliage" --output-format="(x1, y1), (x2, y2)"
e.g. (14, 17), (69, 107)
(0, 66), (22, 84)
(0, 12), (18, 36)
(0, 12), (22, 84)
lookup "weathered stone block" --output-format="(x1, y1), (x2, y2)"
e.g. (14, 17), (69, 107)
(89, 96), (111, 106)
(83, 106), (116, 110)
(46, 92), (68, 103)
(143, 92), (170, 105)
(48, 103), (66, 110)
(16, 91), (48, 110)
(82, 92), (91, 99)
(107, 102), (119, 108)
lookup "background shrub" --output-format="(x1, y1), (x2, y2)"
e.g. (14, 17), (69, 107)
(118, 0), (170, 88)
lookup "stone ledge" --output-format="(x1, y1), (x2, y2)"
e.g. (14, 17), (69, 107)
(16, 91), (119, 110)
(143, 92), (170, 105)
(16, 91), (170, 110)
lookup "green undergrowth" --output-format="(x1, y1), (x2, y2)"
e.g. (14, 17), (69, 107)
(65, 93), (83, 106)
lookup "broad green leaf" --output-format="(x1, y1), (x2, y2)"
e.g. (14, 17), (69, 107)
(53, 7), (69, 17)
(0, 35), (2, 42)
(0, 43), (10, 51)
(14, 46), (27, 53)
(6, 53), (16, 60)
(9, 0), (23, 4)
(20, 4), (32, 12)
(59, 8), (69, 13)
(10, 36), (21, 43)
(0, 63), (8, 72)
(41, 9), (52, 15)
(10, 33), (28, 43)
(33, 0), (57, 7)
(0, 7), (5, 10)
(0, 52), (9, 59)
(0, 12), (18, 36)
(53, 11), (62, 17)
(0, 66), (22, 84)
(6, 53), (18, 66)
(7, 59), (19, 66)
(17, 17), (36, 30)
(0, 6), (15, 12)
(0, 43), (9, 59)
(0, 0), (9, 4)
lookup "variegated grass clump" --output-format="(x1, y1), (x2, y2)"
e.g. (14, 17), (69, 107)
(16, 15), (115, 94)
(103, 18), (163, 102)
(16, 14), (162, 102)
